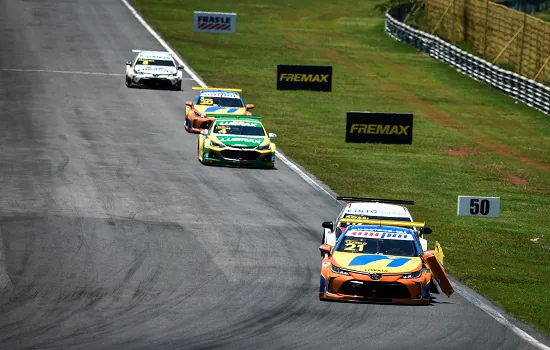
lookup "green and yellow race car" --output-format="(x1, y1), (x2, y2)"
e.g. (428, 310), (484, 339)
(197, 115), (277, 168)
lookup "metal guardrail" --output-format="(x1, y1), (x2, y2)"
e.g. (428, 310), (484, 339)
(385, 7), (550, 115)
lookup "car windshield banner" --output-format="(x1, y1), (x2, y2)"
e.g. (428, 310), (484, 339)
(277, 65), (332, 92)
(194, 11), (236, 34)
(346, 112), (413, 144)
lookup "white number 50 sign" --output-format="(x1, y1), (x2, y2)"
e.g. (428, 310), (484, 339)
(457, 196), (500, 218)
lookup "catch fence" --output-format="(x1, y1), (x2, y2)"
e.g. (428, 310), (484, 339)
(385, 6), (550, 115)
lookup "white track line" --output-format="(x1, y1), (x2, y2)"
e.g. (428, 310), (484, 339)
(121, 1), (549, 348)
(0, 68), (123, 76)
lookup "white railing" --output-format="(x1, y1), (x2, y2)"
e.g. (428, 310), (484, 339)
(385, 8), (550, 115)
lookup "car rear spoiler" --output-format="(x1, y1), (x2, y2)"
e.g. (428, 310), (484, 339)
(339, 218), (425, 229)
(336, 197), (414, 205)
(192, 86), (243, 92)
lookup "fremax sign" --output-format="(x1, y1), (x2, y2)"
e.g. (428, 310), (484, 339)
(345, 112), (414, 144)
(194, 11), (237, 34)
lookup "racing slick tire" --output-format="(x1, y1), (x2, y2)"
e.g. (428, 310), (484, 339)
(173, 81), (182, 91)
(185, 117), (193, 133)
(197, 142), (203, 164)
(125, 76), (133, 88)
(198, 142), (210, 165)
(321, 233), (326, 257)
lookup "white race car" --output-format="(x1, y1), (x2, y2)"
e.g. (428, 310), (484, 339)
(125, 50), (184, 90)
(321, 197), (429, 253)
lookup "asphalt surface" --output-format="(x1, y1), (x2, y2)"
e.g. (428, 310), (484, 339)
(0, 0), (547, 349)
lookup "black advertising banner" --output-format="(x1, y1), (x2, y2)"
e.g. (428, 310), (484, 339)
(277, 65), (332, 92)
(345, 112), (413, 144)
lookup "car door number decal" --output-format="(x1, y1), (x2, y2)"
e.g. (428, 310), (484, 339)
(199, 97), (214, 105)
(344, 241), (367, 252)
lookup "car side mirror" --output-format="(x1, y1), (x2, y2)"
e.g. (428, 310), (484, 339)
(422, 227), (432, 235)
(126, 61), (132, 66)
(177, 65), (184, 70)
(319, 244), (332, 255)
(200, 129), (209, 135)
(246, 103), (254, 110)
(321, 221), (334, 230)
(268, 133), (277, 139)
(185, 101), (193, 107)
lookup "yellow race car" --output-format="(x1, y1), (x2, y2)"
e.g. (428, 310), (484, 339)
(197, 115), (277, 168)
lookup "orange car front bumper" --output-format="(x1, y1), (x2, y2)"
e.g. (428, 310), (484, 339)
(319, 271), (432, 305)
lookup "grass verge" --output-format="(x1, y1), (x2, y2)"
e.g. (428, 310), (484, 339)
(131, 0), (550, 334)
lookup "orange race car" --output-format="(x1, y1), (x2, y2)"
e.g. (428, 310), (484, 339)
(319, 219), (454, 304)
(184, 87), (255, 133)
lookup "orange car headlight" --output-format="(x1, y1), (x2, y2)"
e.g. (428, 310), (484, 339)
(402, 268), (427, 279)
(331, 265), (350, 275)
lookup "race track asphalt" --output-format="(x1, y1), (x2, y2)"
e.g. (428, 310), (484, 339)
(0, 0), (547, 349)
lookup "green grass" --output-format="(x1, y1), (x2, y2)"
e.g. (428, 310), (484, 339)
(131, 0), (550, 334)
(535, 8), (550, 22)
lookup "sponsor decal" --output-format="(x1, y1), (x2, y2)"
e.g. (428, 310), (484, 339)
(345, 112), (413, 144)
(204, 106), (242, 113)
(345, 230), (414, 240)
(348, 255), (412, 267)
(218, 121), (258, 127)
(217, 136), (263, 144)
(276, 65), (332, 92)
(199, 92), (241, 98)
(194, 11), (237, 34)
(279, 74), (329, 83)
(345, 209), (407, 216)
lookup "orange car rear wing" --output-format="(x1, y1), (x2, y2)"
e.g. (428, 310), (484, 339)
(339, 218), (426, 228)
(192, 86), (243, 92)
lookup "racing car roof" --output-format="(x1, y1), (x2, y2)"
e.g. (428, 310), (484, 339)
(133, 50), (173, 60)
(342, 202), (413, 220)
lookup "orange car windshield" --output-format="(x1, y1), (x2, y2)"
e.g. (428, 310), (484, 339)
(196, 95), (244, 108)
(335, 237), (418, 256)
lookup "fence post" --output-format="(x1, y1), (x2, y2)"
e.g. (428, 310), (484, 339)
(518, 13), (527, 75)
(493, 24), (524, 64)
(533, 55), (550, 81)
(452, 0), (455, 42)
(483, 0), (489, 56)
(431, 0), (457, 35)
